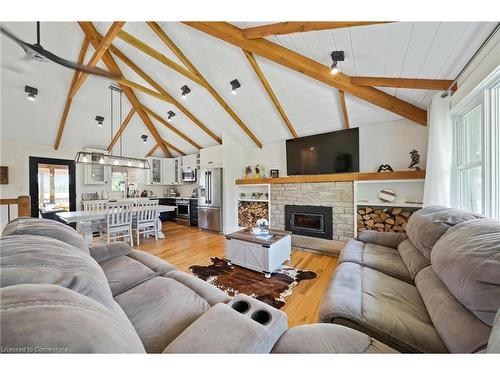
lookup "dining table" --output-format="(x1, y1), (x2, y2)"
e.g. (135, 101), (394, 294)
(57, 204), (176, 245)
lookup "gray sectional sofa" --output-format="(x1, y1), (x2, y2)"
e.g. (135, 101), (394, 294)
(319, 206), (500, 353)
(0, 217), (395, 354)
(1, 212), (499, 354)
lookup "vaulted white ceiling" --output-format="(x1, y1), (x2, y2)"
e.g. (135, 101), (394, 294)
(0, 21), (496, 158)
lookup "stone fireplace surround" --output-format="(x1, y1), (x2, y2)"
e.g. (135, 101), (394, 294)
(270, 182), (354, 245)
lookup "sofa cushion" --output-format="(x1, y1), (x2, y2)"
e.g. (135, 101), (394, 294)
(2, 217), (88, 254)
(88, 242), (132, 264)
(114, 276), (213, 353)
(416, 266), (491, 353)
(487, 310), (500, 353)
(0, 235), (129, 322)
(397, 239), (430, 279)
(431, 219), (500, 326)
(405, 206), (482, 259)
(0, 284), (145, 353)
(319, 262), (447, 353)
(272, 323), (398, 353)
(358, 230), (407, 249)
(340, 239), (412, 283)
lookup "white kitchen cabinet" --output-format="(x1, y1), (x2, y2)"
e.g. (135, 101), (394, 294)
(200, 145), (223, 168)
(173, 157), (182, 184)
(84, 149), (110, 185)
(146, 157), (163, 185)
(182, 154), (198, 170)
(162, 158), (176, 185)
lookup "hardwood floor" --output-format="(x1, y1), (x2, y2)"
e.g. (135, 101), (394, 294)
(136, 221), (339, 327)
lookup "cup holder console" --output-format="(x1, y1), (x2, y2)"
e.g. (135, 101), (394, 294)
(232, 300), (250, 314)
(251, 310), (271, 326)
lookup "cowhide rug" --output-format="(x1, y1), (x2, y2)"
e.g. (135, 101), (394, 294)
(189, 257), (317, 309)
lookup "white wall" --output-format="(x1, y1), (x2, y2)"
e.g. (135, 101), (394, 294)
(222, 133), (243, 234)
(242, 119), (428, 176)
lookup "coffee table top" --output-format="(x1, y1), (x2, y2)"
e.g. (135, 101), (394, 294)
(225, 228), (292, 246)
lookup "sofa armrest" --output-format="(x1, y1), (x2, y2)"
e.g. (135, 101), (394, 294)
(358, 230), (407, 249)
(164, 294), (287, 353)
(88, 242), (132, 264)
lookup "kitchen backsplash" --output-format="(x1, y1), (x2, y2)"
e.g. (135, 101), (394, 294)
(148, 183), (197, 198)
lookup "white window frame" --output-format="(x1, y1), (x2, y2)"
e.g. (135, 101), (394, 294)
(451, 67), (500, 219)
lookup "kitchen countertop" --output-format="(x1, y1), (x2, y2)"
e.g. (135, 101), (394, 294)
(152, 196), (198, 200)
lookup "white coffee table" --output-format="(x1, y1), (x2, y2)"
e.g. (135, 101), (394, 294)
(225, 228), (292, 278)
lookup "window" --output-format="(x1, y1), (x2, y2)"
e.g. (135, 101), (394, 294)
(452, 74), (500, 219)
(452, 105), (483, 214)
(111, 167), (128, 192)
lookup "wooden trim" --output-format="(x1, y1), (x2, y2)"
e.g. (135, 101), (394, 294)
(142, 106), (202, 149)
(236, 170), (426, 185)
(107, 42), (222, 145)
(69, 22), (125, 98)
(54, 37), (89, 150)
(147, 22), (263, 148)
(338, 90), (349, 129)
(146, 143), (160, 157)
(350, 76), (457, 90)
(243, 50), (298, 138)
(79, 22), (171, 157)
(183, 22), (427, 126)
(116, 29), (204, 86)
(0, 198), (18, 205)
(243, 22), (392, 39)
(107, 108), (136, 152)
(17, 195), (31, 217)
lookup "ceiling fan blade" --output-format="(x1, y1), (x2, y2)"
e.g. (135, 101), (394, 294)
(33, 46), (121, 79)
(1, 25), (120, 79)
(1, 55), (35, 74)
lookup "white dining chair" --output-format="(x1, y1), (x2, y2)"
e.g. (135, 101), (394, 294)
(133, 199), (159, 244)
(99, 201), (134, 246)
(81, 200), (108, 239)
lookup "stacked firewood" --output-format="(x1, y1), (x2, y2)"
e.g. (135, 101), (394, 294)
(238, 202), (269, 227)
(357, 206), (413, 234)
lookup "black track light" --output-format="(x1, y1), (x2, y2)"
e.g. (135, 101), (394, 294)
(25, 85), (38, 101)
(330, 51), (345, 75)
(181, 85), (191, 99)
(230, 79), (241, 95)
(167, 110), (176, 122)
(95, 115), (104, 127)
(141, 134), (148, 144)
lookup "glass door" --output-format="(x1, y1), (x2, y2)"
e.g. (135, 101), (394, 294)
(29, 157), (76, 219)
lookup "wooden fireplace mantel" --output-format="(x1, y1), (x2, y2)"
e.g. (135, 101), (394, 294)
(235, 170), (425, 185)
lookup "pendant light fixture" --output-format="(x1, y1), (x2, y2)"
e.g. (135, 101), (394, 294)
(75, 85), (150, 169)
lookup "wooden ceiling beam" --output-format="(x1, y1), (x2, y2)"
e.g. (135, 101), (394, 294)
(350, 76), (457, 90)
(243, 21), (392, 39)
(79, 22), (172, 157)
(146, 22), (263, 148)
(183, 22), (427, 126)
(107, 108), (136, 152)
(338, 90), (349, 129)
(116, 30), (204, 86)
(243, 50), (298, 138)
(69, 22), (125, 98)
(146, 143), (160, 157)
(142, 105), (202, 150)
(54, 37), (89, 150)
(106, 41), (222, 144)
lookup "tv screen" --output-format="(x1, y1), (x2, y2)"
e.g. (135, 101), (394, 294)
(286, 128), (359, 175)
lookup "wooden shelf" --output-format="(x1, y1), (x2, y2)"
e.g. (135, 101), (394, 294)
(238, 199), (269, 203)
(235, 170), (425, 185)
(356, 201), (423, 208)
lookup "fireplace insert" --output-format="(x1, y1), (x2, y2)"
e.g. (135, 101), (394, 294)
(285, 205), (333, 240)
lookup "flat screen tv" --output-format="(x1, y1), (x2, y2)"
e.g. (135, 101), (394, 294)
(286, 128), (359, 175)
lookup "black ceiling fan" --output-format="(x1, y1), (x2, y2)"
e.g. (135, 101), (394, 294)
(0, 22), (119, 78)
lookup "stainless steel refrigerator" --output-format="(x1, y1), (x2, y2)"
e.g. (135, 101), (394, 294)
(197, 168), (223, 232)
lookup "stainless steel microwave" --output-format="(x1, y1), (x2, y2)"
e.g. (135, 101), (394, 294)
(182, 169), (197, 182)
